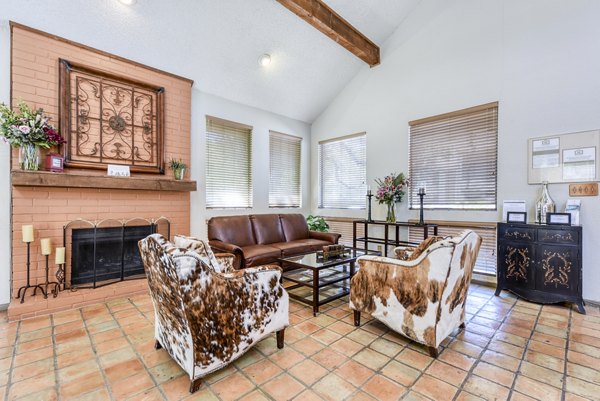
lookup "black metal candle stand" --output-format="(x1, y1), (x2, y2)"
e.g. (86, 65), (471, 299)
(418, 193), (425, 225)
(41, 255), (60, 299)
(367, 193), (374, 222)
(15, 242), (46, 304)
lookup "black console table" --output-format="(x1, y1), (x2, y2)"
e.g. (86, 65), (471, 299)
(352, 220), (438, 257)
(496, 222), (584, 314)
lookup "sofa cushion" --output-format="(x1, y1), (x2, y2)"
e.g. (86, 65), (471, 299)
(270, 241), (313, 257)
(251, 214), (286, 245)
(241, 244), (282, 267)
(295, 238), (333, 252)
(208, 215), (256, 247)
(280, 214), (310, 241)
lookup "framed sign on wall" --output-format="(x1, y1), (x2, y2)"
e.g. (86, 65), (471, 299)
(528, 129), (600, 184)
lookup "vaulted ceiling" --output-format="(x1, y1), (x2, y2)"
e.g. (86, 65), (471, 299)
(1, 0), (422, 122)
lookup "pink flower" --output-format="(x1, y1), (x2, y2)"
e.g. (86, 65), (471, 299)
(19, 126), (30, 134)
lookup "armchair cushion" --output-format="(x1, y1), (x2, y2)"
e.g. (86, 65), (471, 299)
(174, 235), (233, 273)
(394, 236), (444, 261)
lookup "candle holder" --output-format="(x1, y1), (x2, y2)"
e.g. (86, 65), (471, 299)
(40, 255), (60, 298)
(15, 242), (46, 303)
(366, 192), (374, 222)
(418, 192), (425, 225)
(56, 263), (66, 292)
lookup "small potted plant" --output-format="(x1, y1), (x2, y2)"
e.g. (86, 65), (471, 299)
(168, 158), (187, 180)
(306, 215), (329, 232)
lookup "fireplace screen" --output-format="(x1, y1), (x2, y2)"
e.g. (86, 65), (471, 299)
(63, 217), (171, 289)
(59, 59), (165, 173)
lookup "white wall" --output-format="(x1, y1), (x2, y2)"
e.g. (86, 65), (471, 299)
(0, 20), (11, 306)
(190, 90), (312, 239)
(311, 0), (600, 302)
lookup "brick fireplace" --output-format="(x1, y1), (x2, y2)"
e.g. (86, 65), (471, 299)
(8, 23), (195, 320)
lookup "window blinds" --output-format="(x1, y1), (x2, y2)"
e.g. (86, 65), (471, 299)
(205, 116), (253, 209)
(409, 102), (498, 210)
(318, 133), (366, 209)
(269, 131), (302, 208)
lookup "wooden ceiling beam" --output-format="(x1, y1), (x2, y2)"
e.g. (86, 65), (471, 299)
(276, 0), (380, 67)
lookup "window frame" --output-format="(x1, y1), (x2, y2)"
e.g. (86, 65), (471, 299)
(205, 115), (253, 209)
(408, 102), (498, 211)
(318, 132), (367, 210)
(268, 130), (302, 208)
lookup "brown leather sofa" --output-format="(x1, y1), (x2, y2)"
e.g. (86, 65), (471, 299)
(208, 213), (341, 269)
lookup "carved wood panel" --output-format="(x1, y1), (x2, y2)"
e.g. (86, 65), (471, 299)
(59, 59), (164, 173)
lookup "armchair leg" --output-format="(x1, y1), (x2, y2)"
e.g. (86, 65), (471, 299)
(189, 377), (202, 393)
(459, 322), (466, 329)
(154, 340), (162, 350)
(353, 310), (361, 327)
(427, 346), (439, 358)
(276, 329), (285, 349)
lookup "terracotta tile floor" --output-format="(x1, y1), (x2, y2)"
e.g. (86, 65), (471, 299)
(1, 284), (600, 401)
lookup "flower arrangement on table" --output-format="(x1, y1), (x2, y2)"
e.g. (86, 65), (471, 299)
(0, 101), (66, 170)
(374, 172), (409, 222)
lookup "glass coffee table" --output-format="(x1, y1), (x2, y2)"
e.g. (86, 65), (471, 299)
(278, 247), (380, 316)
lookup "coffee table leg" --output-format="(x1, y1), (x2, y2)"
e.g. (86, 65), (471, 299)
(313, 268), (319, 316)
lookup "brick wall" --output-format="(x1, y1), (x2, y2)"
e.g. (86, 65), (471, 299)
(8, 25), (193, 320)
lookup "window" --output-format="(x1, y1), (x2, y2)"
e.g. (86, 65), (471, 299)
(269, 131), (302, 208)
(318, 133), (366, 209)
(205, 116), (252, 208)
(409, 102), (498, 210)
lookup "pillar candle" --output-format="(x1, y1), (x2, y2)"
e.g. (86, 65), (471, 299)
(41, 238), (52, 255)
(55, 247), (66, 265)
(22, 225), (34, 243)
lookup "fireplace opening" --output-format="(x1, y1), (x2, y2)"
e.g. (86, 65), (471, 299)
(71, 225), (153, 286)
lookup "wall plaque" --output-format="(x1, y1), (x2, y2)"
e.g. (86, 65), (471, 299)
(59, 59), (165, 173)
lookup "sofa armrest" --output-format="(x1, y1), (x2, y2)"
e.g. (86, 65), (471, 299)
(309, 231), (341, 244)
(209, 240), (244, 269)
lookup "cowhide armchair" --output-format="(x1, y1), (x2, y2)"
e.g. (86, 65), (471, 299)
(350, 230), (482, 357)
(138, 234), (289, 393)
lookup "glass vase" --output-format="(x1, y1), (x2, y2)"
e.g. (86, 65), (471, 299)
(18, 144), (41, 171)
(385, 202), (396, 222)
(535, 181), (555, 223)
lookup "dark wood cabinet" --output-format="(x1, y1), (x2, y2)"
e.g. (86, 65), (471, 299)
(496, 222), (584, 314)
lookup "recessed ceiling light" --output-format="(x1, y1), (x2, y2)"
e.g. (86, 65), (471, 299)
(118, 0), (136, 5)
(258, 54), (271, 67)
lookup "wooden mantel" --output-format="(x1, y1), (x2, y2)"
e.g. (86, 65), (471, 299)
(11, 170), (197, 192)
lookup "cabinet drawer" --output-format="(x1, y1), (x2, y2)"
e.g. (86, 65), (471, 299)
(538, 228), (579, 245)
(498, 226), (535, 242)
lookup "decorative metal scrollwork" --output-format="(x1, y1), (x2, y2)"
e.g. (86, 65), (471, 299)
(505, 230), (532, 240)
(542, 250), (571, 288)
(505, 246), (529, 282)
(59, 59), (165, 173)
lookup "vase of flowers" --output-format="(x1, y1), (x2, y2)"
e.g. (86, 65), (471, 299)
(0, 101), (65, 171)
(374, 172), (409, 222)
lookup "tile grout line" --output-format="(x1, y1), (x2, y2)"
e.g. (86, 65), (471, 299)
(79, 305), (119, 401)
(446, 291), (520, 400)
(4, 318), (20, 401)
(561, 307), (572, 401)
(505, 303), (545, 400)
(108, 298), (172, 401)
(50, 314), (61, 401)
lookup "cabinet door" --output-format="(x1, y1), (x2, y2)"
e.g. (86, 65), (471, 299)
(498, 241), (535, 290)
(535, 244), (579, 296)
